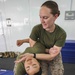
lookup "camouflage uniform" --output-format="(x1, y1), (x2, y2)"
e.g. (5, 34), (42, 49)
(29, 24), (66, 75)
(41, 53), (64, 75)
(14, 24), (66, 75)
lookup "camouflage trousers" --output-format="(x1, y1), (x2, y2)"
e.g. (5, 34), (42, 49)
(41, 53), (64, 75)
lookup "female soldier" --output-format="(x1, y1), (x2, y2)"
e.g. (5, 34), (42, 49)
(14, 1), (66, 75)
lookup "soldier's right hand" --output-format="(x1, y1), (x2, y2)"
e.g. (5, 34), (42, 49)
(16, 40), (24, 46)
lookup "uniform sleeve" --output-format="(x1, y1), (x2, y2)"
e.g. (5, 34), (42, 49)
(55, 32), (67, 47)
(29, 25), (41, 41)
(24, 42), (46, 54)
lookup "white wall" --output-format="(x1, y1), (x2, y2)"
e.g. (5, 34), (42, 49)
(54, 0), (75, 40)
(30, 0), (75, 40)
(0, 0), (75, 52)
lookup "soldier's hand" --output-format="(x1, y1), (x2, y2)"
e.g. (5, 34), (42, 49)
(16, 40), (24, 46)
